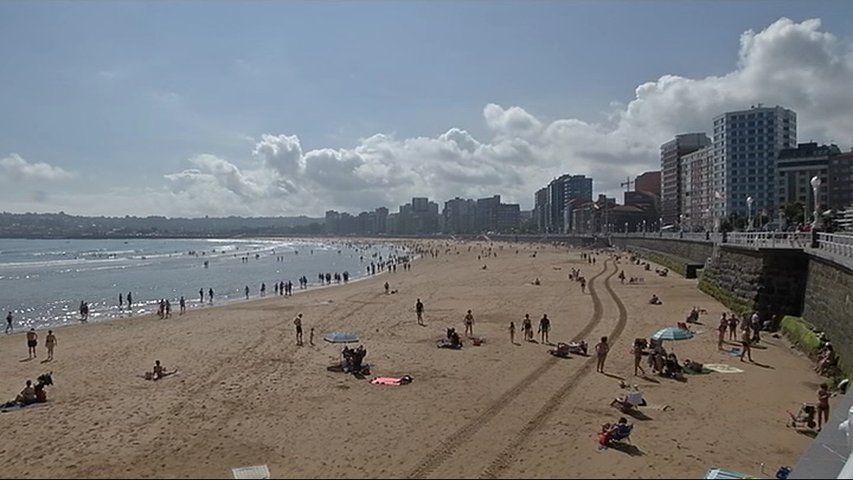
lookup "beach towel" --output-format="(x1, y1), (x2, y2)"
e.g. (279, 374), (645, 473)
(0, 402), (48, 413)
(704, 364), (744, 374)
(370, 375), (413, 386)
(232, 465), (270, 479)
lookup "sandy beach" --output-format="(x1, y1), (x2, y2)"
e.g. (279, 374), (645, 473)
(0, 240), (831, 479)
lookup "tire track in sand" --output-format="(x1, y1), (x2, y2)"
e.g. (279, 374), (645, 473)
(478, 258), (628, 479)
(407, 260), (610, 479)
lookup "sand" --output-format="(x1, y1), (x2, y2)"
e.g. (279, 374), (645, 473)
(0, 240), (832, 479)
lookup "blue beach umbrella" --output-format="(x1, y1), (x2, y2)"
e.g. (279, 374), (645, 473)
(651, 327), (694, 341)
(324, 331), (359, 343)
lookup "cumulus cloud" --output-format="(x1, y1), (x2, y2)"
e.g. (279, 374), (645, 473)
(0, 153), (75, 182)
(148, 17), (853, 216)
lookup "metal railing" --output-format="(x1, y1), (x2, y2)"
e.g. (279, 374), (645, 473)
(816, 233), (853, 258)
(724, 232), (812, 249)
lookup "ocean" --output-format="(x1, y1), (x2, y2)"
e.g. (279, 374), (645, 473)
(0, 238), (402, 331)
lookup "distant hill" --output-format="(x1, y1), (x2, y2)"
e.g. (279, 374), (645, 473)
(0, 212), (325, 238)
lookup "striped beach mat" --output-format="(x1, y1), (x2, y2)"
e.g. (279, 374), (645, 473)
(232, 465), (270, 479)
(703, 467), (753, 479)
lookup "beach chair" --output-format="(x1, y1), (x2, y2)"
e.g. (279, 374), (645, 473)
(610, 423), (633, 444)
(232, 465), (270, 479)
(611, 391), (645, 412)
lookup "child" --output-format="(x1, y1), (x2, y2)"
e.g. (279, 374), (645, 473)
(509, 322), (516, 344)
(309, 327), (315, 346)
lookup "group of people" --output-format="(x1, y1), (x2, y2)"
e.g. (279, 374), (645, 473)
(25, 328), (58, 361)
(508, 314), (552, 344)
(2, 373), (53, 409)
(715, 311), (766, 362)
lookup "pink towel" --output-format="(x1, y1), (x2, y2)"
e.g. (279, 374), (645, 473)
(371, 377), (402, 385)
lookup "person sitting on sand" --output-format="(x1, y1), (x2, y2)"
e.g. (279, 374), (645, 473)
(598, 417), (631, 448)
(649, 294), (661, 305)
(145, 360), (177, 381)
(16, 380), (37, 405)
(663, 353), (683, 378)
(533, 278), (540, 286)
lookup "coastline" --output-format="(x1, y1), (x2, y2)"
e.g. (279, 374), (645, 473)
(0, 240), (828, 479)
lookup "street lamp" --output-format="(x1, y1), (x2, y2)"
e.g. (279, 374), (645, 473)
(811, 175), (822, 229)
(746, 196), (754, 232)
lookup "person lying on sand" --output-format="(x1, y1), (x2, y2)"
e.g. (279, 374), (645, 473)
(143, 360), (177, 381)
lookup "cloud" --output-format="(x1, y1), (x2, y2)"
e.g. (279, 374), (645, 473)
(153, 17), (853, 217)
(0, 153), (75, 181)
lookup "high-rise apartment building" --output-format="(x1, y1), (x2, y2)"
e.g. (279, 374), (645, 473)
(712, 105), (797, 218)
(680, 146), (714, 231)
(534, 174), (593, 232)
(660, 133), (710, 226)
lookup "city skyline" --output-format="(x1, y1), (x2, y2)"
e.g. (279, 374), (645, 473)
(2, 3), (853, 217)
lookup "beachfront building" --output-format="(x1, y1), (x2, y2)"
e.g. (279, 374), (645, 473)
(443, 195), (521, 234)
(712, 105), (797, 219)
(533, 174), (593, 233)
(829, 151), (853, 212)
(680, 145), (715, 231)
(397, 197), (440, 235)
(660, 133), (711, 227)
(777, 143), (836, 225)
(443, 197), (477, 234)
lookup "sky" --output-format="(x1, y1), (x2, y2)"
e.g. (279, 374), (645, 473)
(1, 0), (853, 218)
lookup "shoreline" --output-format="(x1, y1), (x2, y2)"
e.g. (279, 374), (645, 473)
(0, 240), (828, 479)
(1, 236), (409, 332)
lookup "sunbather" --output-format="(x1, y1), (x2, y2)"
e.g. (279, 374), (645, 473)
(649, 294), (662, 305)
(144, 360), (177, 381)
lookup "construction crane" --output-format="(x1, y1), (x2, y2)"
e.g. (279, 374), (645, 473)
(620, 176), (635, 192)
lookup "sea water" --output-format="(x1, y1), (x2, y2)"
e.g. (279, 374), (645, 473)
(0, 238), (402, 330)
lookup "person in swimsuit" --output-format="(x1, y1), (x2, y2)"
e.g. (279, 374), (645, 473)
(45, 330), (57, 361)
(509, 321), (516, 344)
(817, 383), (831, 431)
(5, 311), (12, 334)
(538, 314), (551, 344)
(26, 328), (38, 359)
(717, 313), (728, 350)
(522, 314), (533, 341)
(415, 299), (424, 325)
(595, 336), (610, 373)
(294, 313), (303, 346)
(739, 323), (753, 362)
(464, 310), (474, 336)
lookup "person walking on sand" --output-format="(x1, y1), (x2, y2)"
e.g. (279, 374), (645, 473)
(509, 321), (516, 344)
(5, 311), (12, 334)
(309, 327), (314, 346)
(464, 310), (474, 336)
(179, 296), (186, 315)
(538, 314), (551, 344)
(727, 313), (739, 341)
(595, 336), (610, 373)
(631, 338), (646, 376)
(522, 314), (533, 341)
(45, 330), (57, 361)
(580, 277), (586, 293)
(817, 383), (831, 431)
(415, 298), (425, 326)
(739, 323), (753, 362)
(26, 328), (38, 359)
(294, 313), (304, 346)
(717, 313), (728, 350)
